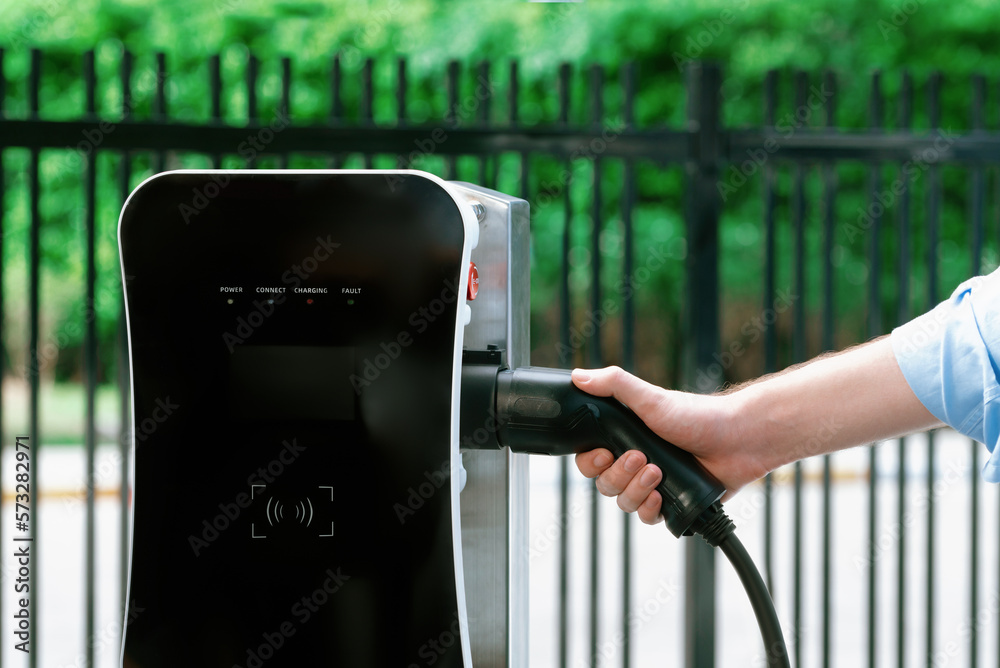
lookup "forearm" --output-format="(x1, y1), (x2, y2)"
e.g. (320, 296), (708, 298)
(730, 336), (943, 472)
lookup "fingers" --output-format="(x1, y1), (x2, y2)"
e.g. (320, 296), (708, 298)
(593, 451), (647, 497)
(571, 366), (664, 416)
(637, 491), (664, 525)
(575, 448), (664, 525)
(607, 459), (662, 514)
(575, 448), (614, 478)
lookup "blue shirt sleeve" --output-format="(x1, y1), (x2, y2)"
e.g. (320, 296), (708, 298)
(891, 267), (1000, 482)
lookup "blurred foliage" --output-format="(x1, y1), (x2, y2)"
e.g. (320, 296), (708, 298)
(1, 0), (999, 388)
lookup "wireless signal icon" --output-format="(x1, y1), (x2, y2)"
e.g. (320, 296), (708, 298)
(265, 496), (314, 527)
(251, 484), (331, 539)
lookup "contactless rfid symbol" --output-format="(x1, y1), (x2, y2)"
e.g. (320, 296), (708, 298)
(267, 496), (314, 527)
(251, 485), (334, 539)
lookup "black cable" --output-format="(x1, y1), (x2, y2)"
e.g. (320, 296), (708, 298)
(691, 503), (790, 668)
(716, 527), (791, 668)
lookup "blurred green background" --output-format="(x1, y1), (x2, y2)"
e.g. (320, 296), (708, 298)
(2, 0), (999, 442)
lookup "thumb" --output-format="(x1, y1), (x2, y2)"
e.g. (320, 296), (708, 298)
(571, 366), (665, 415)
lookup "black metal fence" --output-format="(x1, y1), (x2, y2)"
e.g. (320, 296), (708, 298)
(1, 47), (999, 668)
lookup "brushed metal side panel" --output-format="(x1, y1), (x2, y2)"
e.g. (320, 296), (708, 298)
(450, 182), (530, 668)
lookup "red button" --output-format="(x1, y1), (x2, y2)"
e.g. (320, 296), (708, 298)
(467, 262), (479, 300)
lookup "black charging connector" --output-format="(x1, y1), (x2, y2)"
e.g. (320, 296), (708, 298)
(460, 359), (791, 668)
(494, 366), (725, 538)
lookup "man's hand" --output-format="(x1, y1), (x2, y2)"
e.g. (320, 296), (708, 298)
(573, 338), (941, 525)
(572, 366), (773, 524)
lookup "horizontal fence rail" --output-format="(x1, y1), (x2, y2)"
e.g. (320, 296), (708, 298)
(0, 119), (980, 162)
(1, 46), (1000, 668)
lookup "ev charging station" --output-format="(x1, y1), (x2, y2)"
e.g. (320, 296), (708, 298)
(119, 171), (529, 667)
(118, 171), (786, 668)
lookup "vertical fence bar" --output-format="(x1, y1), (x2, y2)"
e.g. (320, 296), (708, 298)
(896, 70), (913, 668)
(510, 61), (530, 202)
(820, 68), (837, 668)
(153, 52), (167, 173)
(588, 72), (603, 362)
(209, 54), (222, 168)
(682, 62), (721, 668)
(968, 71), (985, 668)
(445, 61), (459, 179)
(361, 58), (373, 169)
(27, 47), (42, 668)
(394, 57), (408, 167)
(620, 59), (637, 668)
(330, 54), (343, 169)
(925, 70), (942, 668)
(865, 69), (883, 668)
(119, 48), (134, 618)
(247, 52), (258, 121)
(83, 48), (98, 668)
(557, 61), (572, 668)
(278, 57), (291, 169)
(396, 58), (407, 128)
(477, 61), (491, 188)
(790, 71), (808, 668)
(246, 53), (258, 168)
(762, 69), (778, 595)
(587, 63), (605, 668)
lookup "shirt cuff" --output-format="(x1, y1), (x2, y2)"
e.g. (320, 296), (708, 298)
(891, 269), (1000, 481)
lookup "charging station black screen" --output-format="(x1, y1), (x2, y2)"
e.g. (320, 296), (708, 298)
(228, 346), (356, 421)
(120, 173), (469, 668)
